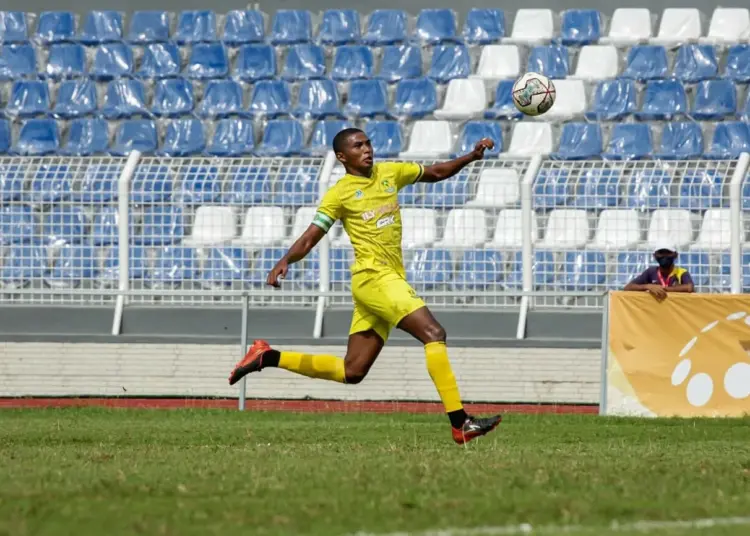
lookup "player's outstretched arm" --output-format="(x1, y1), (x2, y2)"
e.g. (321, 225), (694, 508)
(420, 138), (495, 183)
(267, 225), (326, 288)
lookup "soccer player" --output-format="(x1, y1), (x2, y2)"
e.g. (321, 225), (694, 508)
(229, 128), (501, 444)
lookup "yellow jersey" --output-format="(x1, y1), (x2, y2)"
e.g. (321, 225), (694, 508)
(311, 162), (424, 276)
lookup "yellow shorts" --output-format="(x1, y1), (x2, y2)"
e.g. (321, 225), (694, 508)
(349, 270), (426, 343)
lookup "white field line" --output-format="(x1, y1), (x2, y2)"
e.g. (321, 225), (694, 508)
(349, 515), (750, 536)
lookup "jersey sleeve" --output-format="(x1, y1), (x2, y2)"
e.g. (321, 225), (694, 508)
(311, 186), (342, 233)
(393, 162), (425, 190)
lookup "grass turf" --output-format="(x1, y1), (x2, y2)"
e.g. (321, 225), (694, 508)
(1, 409), (750, 536)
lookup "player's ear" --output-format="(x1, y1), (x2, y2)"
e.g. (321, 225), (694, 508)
(335, 151), (346, 164)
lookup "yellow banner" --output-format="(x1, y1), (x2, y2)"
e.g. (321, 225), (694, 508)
(607, 291), (750, 417)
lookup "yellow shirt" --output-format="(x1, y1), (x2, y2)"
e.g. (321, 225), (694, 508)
(312, 162), (424, 276)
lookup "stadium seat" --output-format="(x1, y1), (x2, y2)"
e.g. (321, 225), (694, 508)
(158, 119), (205, 157)
(197, 79), (244, 118)
(255, 119), (304, 156)
(222, 10), (265, 45)
(248, 80), (291, 118)
(271, 10), (312, 45)
(435, 78), (487, 120)
(505, 9), (554, 44)
(603, 123), (653, 160)
(91, 207), (129, 246)
(305, 120), (351, 156)
(364, 121), (403, 157)
(406, 249), (452, 289)
(653, 8), (702, 46)
(331, 45), (374, 81)
(540, 209), (590, 249)
(399, 209), (437, 248)
(44, 43), (86, 78)
(363, 10), (407, 45)
(75, 161), (121, 202)
(110, 120), (158, 156)
(102, 79), (149, 119)
(91, 43), (134, 79)
(551, 123), (603, 160)
(12, 119), (59, 156)
(463, 8), (505, 44)
(542, 79), (586, 120)
(571, 46), (618, 80)
(282, 44), (326, 80)
(625, 169), (672, 209)
(149, 246), (197, 286)
(79, 10), (123, 44)
(293, 79), (341, 119)
(738, 92), (750, 121)
(44, 206), (88, 246)
(0, 44), (36, 80)
(416, 9), (457, 44)
(344, 80), (388, 118)
(560, 10), (602, 45)
(223, 165), (271, 205)
(0, 121), (11, 155)
(484, 80), (523, 120)
(420, 173), (471, 209)
(561, 251), (606, 291)
(183, 206), (236, 247)
(0, 12), (29, 43)
(400, 120), (452, 159)
(35, 11), (76, 44)
(130, 164), (172, 204)
(435, 208), (487, 249)
(527, 45), (570, 79)
(235, 207), (286, 249)
(654, 122), (704, 160)
(610, 250), (651, 287)
(725, 45), (750, 83)
(490, 209), (538, 249)
(5, 80), (50, 118)
(206, 118), (255, 157)
(0, 205), (35, 244)
(152, 78), (194, 117)
(473, 45), (520, 80)
(202, 247), (249, 287)
(678, 170), (723, 210)
(702, 8), (750, 44)
(682, 251), (710, 289)
(428, 44), (470, 83)
(175, 165), (221, 205)
(186, 42), (229, 79)
(318, 9), (360, 45)
(454, 121), (503, 158)
(136, 42), (181, 78)
(287, 208), (317, 246)
(328, 248), (354, 287)
(127, 11), (171, 43)
(467, 169), (519, 208)
(585, 79), (637, 121)
(1, 245), (46, 287)
(533, 169), (571, 208)
(275, 166), (319, 206)
(673, 44), (719, 83)
(602, 8), (652, 45)
(635, 79), (687, 120)
(175, 10), (217, 44)
(61, 118), (109, 156)
(234, 44), (276, 81)
(692, 209), (734, 250)
(621, 45), (668, 81)
(646, 209), (694, 248)
(691, 80), (736, 120)
(506, 123), (553, 157)
(378, 45), (422, 82)
(28, 164), (72, 205)
(137, 206), (185, 245)
(392, 78), (437, 119)
(591, 209), (641, 249)
(705, 122), (750, 159)
(506, 250), (555, 290)
(574, 169), (620, 209)
(454, 249), (504, 290)
(251, 247), (293, 287)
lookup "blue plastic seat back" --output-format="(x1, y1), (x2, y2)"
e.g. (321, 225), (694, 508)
(586, 79), (637, 121)
(35, 11), (76, 44)
(612, 251), (651, 287)
(673, 44), (719, 83)
(49, 245), (96, 283)
(178, 164), (220, 204)
(683, 252), (710, 289)
(421, 173), (470, 209)
(76, 160), (121, 202)
(62, 118), (109, 156)
(29, 164), (72, 204)
(455, 249), (503, 289)
(457, 122), (503, 157)
(224, 166), (271, 205)
(318, 9), (360, 45)
(679, 170), (723, 210)
(186, 42), (229, 79)
(91, 43), (134, 79)
(102, 79), (149, 119)
(656, 122), (704, 160)
(363, 10), (407, 45)
(0, 43), (36, 79)
(365, 121), (403, 157)
(203, 247), (249, 284)
(137, 42), (181, 78)
(234, 44), (276, 81)
(276, 165), (320, 206)
(256, 120), (304, 156)
(0, 205), (35, 243)
(332, 45), (374, 81)
(485, 80), (522, 119)
(128, 11), (171, 43)
(282, 44), (325, 80)
(622, 46), (668, 81)
(252, 247), (290, 284)
(626, 169), (672, 209)
(692, 80), (736, 120)
(223, 10), (265, 45)
(604, 123), (653, 160)
(407, 249), (453, 288)
(139, 206), (184, 245)
(379, 45), (422, 82)
(158, 119), (205, 157)
(175, 10), (217, 44)
(0, 162), (23, 201)
(79, 11), (123, 44)
(248, 80), (291, 118)
(725, 45), (750, 83)
(416, 9), (457, 44)
(638, 80), (688, 121)
(527, 45), (569, 79)
(152, 78), (194, 117)
(329, 248), (353, 286)
(131, 164), (172, 204)
(345, 80), (388, 117)
(44, 206), (87, 245)
(559, 10), (601, 45)
(100, 246), (147, 280)
(706, 122), (750, 159)
(463, 9), (505, 44)
(305, 120), (351, 157)
(574, 168), (620, 209)
(562, 251), (606, 291)
(14, 119), (60, 156)
(509, 251), (556, 289)
(392, 77), (438, 118)
(207, 118), (255, 157)
(150, 246), (197, 283)
(6, 80), (50, 118)
(111, 120), (158, 156)
(552, 122), (603, 160)
(533, 169), (571, 208)
(44, 43), (86, 79)
(271, 10), (312, 45)
(0, 121), (9, 155)
(2, 244), (46, 282)
(428, 44), (471, 83)
(0, 12), (29, 43)
(294, 79), (341, 119)
(198, 79), (243, 118)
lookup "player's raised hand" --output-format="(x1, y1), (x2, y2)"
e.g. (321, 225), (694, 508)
(471, 138), (495, 161)
(266, 260), (289, 288)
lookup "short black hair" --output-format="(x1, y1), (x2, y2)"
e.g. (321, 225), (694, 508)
(332, 128), (364, 154)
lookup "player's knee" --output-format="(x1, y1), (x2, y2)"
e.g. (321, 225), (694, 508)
(344, 363), (368, 384)
(423, 323), (447, 344)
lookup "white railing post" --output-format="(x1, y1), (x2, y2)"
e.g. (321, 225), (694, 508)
(729, 153), (750, 294)
(111, 150), (141, 335)
(516, 155), (543, 340)
(313, 151), (337, 338)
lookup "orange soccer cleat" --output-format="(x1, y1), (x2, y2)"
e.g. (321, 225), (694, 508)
(228, 339), (271, 385)
(451, 414), (502, 445)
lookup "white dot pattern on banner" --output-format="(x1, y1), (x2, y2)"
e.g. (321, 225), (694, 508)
(744, 316), (750, 326)
(678, 337), (698, 358)
(724, 363), (750, 400)
(701, 320), (719, 333)
(686, 373), (713, 407)
(671, 359), (692, 386)
(726, 312), (747, 321)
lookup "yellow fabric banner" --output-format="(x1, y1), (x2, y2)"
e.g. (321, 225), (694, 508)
(607, 291), (750, 417)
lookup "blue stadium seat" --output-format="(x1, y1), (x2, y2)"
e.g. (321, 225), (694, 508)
(136, 42), (181, 78)
(561, 251), (606, 291)
(110, 120), (158, 156)
(635, 80), (687, 120)
(44, 206), (87, 245)
(75, 161), (121, 202)
(550, 123), (603, 160)
(138, 207), (184, 245)
(705, 122), (750, 159)
(725, 44), (750, 83)
(248, 80), (291, 118)
(5, 80), (50, 118)
(691, 80), (736, 120)
(378, 45), (422, 82)
(454, 249), (503, 290)
(92, 207), (128, 245)
(585, 79), (637, 121)
(559, 9), (601, 45)
(427, 44), (471, 83)
(158, 119), (205, 157)
(363, 10), (407, 45)
(304, 120), (350, 157)
(679, 170), (723, 211)
(127, 11), (171, 43)
(234, 44), (276, 81)
(175, 10), (217, 44)
(91, 43), (134, 79)
(527, 45), (569, 79)
(407, 249), (452, 289)
(282, 44), (326, 80)
(416, 9), (457, 44)
(251, 248), (294, 287)
(223, 10), (265, 45)
(198, 80), (244, 118)
(420, 173), (470, 209)
(622, 46), (668, 81)
(365, 121), (403, 157)
(454, 121), (503, 158)
(271, 10), (312, 45)
(60, 118), (109, 156)
(344, 80), (388, 118)
(130, 164), (173, 205)
(392, 77), (438, 118)
(149, 246), (197, 285)
(223, 166), (271, 205)
(79, 10), (123, 44)
(533, 169), (571, 208)
(177, 164), (221, 204)
(603, 123), (653, 160)
(275, 166), (320, 206)
(206, 118), (255, 157)
(0, 12), (29, 43)
(28, 164), (72, 204)
(186, 42), (229, 79)
(332, 45), (374, 81)
(102, 79), (149, 119)
(47, 245), (96, 287)
(682, 252), (710, 289)
(1, 245), (46, 287)
(574, 169), (620, 209)
(0, 120), (12, 155)
(328, 248), (353, 288)
(318, 9), (360, 45)
(0, 205), (35, 243)
(152, 78), (194, 117)
(611, 251), (651, 288)
(35, 11), (76, 44)
(506, 251), (556, 290)
(654, 122), (704, 160)
(673, 44), (718, 83)
(625, 169), (671, 209)
(255, 119), (304, 156)
(462, 8), (505, 44)
(202, 247), (249, 286)
(293, 79), (341, 119)
(740, 92), (750, 122)
(484, 80), (523, 120)
(0, 44), (36, 79)
(44, 43), (86, 78)
(13, 119), (59, 156)
(99, 246), (147, 284)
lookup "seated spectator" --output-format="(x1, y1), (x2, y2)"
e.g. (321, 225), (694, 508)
(624, 243), (694, 300)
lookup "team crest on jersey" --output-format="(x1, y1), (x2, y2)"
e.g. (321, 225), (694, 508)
(354, 189), (364, 199)
(381, 179), (395, 193)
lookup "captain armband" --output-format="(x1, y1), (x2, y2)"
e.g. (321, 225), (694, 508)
(312, 212), (335, 233)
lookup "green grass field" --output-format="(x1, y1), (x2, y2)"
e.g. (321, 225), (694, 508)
(1, 409), (750, 536)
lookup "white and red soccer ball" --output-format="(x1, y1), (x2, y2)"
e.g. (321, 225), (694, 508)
(512, 72), (556, 116)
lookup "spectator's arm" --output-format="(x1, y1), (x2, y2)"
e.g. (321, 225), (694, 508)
(624, 271), (650, 291)
(666, 272), (695, 293)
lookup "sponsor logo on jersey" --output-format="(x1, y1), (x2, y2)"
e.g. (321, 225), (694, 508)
(361, 201), (399, 222)
(381, 179), (395, 193)
(376, 215), (396, 229)
(354, 190), (364, 199)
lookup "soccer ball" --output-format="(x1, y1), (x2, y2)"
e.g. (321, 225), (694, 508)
(512, 72), (556, 116)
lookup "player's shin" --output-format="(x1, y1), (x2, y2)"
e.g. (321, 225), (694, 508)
(265, 350), (346, 383)
(424, 342), (468, 427)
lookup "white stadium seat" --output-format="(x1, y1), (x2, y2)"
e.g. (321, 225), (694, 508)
(646, 209), (694, 249)
(541, 79), (586, 121)
(183, 206), (236, 247)
(434, 79), (487, 120)
(287, 206), (317, 245)
(436, 208), (487, 248)
(503, 9), (554, 45)
(467, 168), (520, 208)
(401, 208), (438, 248)
(332, 222), (352, 247)
(400, 120), (453, 159)
(701, 8), (750, 44)
(234, 207), (286, 248)
(591, 209), (641, 250)
(601, 8), (653, 45)
(472, 45), (521, 80)
(490, 209), (538, 249)
(691, 209), (737, 251)
(571, 46), (619, 81)
(540, 209), (590, 249)
(506, 123), (553, 157)
(652, 8), (702, 46)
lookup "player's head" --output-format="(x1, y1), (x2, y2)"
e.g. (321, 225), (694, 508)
(333, 128), (373, 177)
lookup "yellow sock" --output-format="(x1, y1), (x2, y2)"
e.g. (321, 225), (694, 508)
(278, 352), (346, 383)
(425, 341), (464, 413)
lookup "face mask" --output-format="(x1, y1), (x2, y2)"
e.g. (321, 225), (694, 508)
(656, 256), (674, 269)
